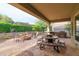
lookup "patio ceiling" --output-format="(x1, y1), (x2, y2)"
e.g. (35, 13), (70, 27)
(10, 3), (79, 23)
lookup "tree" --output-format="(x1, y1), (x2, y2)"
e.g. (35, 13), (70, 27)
(0, 14), (14, 24)
(32, 20), (47, 32)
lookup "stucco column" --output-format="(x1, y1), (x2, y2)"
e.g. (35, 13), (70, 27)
(46, 22), (52, 32)
(71, 16), (76, 47)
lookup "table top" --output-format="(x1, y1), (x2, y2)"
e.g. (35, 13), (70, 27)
(45, 36), (58, 39)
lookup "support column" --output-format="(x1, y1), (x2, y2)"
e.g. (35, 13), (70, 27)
(46, 22), (52, 32)
(71, 16), (76, 47)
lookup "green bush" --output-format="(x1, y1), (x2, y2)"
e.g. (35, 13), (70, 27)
(0, 23), (11, 32)
(0, 23), (32, 33)
(12, 24), (32, 32)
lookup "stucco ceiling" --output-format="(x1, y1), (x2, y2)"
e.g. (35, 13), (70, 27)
(10, 3), (79, 22)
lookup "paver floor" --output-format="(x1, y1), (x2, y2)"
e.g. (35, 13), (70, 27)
(17, 38), (79, 56)
(0, 36), (79, 56)
(0, 36), (40, 56)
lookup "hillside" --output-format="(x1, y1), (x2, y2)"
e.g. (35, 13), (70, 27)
(0, 14), (14, 24)
(0, 14), (33, 32)
(14, 22), (32, 26)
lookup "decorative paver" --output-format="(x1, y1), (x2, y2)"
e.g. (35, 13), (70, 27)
(0, 36), (79, 56)
(17, 38), (79, 56)
(0, 37), (38, 56)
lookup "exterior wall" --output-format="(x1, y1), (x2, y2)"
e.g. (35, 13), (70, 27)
(71, 4), (79, 48)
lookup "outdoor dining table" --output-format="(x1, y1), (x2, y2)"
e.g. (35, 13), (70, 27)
(45, 35), (58, 43)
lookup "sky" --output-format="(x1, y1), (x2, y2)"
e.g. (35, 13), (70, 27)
(0, 3), (38, 24)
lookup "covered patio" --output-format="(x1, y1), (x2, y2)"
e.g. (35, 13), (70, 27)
(10, 3), (79, 47)
(0, 3), (79, 56)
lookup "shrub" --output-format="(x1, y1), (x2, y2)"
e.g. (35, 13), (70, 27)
(0, 23), (32, 33)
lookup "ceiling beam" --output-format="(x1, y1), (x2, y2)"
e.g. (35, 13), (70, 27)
(18, 3), (50, 23)
(50, 18), (71, 23)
